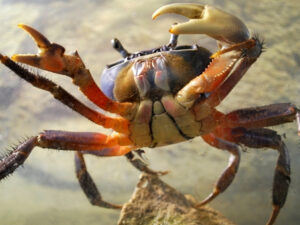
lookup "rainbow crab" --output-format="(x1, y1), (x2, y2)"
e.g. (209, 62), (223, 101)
(0, 3), (299, 225)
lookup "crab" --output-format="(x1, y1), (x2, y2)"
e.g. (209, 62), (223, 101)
(0, 3), (299, 225)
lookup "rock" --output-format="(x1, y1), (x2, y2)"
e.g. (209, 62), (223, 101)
(118, 173), (236, 225)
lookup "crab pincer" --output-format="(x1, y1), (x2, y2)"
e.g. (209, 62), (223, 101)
(12, 24), (71, 73)
(153, 3), (259, 109)
(152, 3), (250, 44)
(11, 24), (134, 117)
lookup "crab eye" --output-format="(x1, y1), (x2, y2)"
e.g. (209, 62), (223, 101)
(111, 38), (129, 58)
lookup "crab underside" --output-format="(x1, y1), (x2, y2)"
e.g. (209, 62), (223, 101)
(0, 3), (299, 225)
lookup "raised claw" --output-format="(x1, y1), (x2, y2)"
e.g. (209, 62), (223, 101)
(12, 24), (67, 73)
(17, 24), (52, 48)
(152, 3), (250, 45)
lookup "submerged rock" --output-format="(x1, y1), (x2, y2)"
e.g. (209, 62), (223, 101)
(118, 173), (236, 225)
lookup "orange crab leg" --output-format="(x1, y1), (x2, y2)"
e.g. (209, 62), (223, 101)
(0, 130), (135, 180)
(0, 131), (135, 209)
(11, 24), (135, 118)
(0, 54), (129, 134)
(38, 130), (133, 150)
(80, 81), (135, 117)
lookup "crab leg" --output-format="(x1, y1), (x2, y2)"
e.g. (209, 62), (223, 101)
(220, 103), (299, 129)
(10, 24), (135, 118)
(0, 130), (134, 209)
(203, 126), (290, 225)
(0, 54), (129, 133)
(0, 130), (135, 180)
(75, 152), (122, 209)
(84, 150), (168, 176)
(197, 134), (240, 206)
(232, 128), (290, 225)
(208, 103), (299, 143)
(124, 151), (168, 175)
(204, 103), (299, 225)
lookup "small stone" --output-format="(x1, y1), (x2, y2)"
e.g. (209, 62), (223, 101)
(118, 173), (236, 225)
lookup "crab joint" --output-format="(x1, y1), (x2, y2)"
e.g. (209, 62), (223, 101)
(152, 3), (250, 45)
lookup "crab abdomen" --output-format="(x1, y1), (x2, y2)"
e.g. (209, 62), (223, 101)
(128, 95), (214, 148)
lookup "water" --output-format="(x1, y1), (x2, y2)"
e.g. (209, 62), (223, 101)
(0, 0), (299, 225)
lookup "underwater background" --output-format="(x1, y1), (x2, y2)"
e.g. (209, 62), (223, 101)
(0, 0), (299, 224)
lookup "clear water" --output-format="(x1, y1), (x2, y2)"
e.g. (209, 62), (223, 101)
(0, 0), (299, 225)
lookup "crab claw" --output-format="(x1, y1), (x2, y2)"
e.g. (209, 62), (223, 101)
(12, 24), (68, 73)
(152, 3), (250, 45)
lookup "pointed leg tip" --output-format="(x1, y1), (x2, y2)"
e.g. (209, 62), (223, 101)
(16, 24), (51, 49)
(17, 23), (25, 28)
(151, 14), (158, 20)
(11, 54), (41, 69)
(266, 205), (280, 225)
(194, 197), (211, 208)
(11, 54), (18, 61)
(17, 23), (32, 32)
(151, 5), (167, 20)
(112, 204), (123, 209)
(194, 190), (219, 208)
(11, 54), (30, 63)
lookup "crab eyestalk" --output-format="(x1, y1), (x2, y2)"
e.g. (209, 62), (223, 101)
(152, 3), (250, 46)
